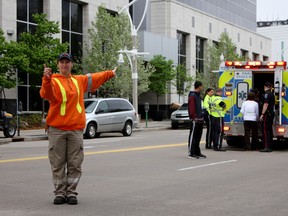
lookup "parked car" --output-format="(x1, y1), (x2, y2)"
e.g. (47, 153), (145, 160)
(84, 98), (138, 138)
(170, 103), (190, 129)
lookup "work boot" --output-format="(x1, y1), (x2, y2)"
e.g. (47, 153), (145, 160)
(54, 196), (66, 205)
(67, 196), (78, 205)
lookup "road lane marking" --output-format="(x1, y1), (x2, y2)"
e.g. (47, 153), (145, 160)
(0, 143), (189, 164)
(177, 160), (238, 171)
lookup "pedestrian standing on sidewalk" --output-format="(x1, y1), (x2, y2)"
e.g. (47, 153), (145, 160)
(240, 92), (259, 150)
(203, 88), (214, 149)
(40, 53), (116, 205)
(188, 81), (206, 159)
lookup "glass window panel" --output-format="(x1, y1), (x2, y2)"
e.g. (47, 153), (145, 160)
(71, 2), (83, 33)
(17, 22), (27, 41)
(29, 24), (37, 34)
(62, 31), (70, 43)
(29, 0), (43, 23)
(71, 33), (83, 59)
(17, 0), (27, 21)
(62, 0), (70, 30)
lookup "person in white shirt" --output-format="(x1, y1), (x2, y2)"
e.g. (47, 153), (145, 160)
(240, 92), (259, 150)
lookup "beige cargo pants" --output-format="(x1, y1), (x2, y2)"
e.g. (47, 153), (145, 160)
(48, 126), (84, 198)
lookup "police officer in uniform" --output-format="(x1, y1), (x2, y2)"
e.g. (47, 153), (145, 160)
(203, 88), (214, 149)
(259, 82), (275, 152)
(210, 88), (226, 151)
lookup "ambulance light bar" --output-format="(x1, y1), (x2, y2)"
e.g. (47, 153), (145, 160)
(225, 61), (287, 69)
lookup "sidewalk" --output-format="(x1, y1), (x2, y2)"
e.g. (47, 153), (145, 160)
(0, 120), (171, 145)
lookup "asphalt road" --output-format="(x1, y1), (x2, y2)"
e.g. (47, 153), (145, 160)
(1, 129), (288, 216)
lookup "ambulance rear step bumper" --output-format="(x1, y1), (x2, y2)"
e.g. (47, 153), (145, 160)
(224, 123), (288, 139)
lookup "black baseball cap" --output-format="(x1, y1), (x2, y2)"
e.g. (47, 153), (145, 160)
(57, 53), (73, 62)
(264, 82), (272, 88)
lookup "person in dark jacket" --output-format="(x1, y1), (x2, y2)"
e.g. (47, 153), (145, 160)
(188, 81), (206, 159)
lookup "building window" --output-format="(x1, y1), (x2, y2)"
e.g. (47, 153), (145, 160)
(241, 49), (249, 61)
(238, 33), (240, 43)
(62, 0), (83, 60)
(192, 16), (195, 28)
(250, 37), (252, 46)
(209, 23), (212, 33)
(17, 0), (43, 40)
(177, 31), (187, 65)
(196, 37), (205, 73)
(16, 0), (43, 111)
(260, 41), (263, 50)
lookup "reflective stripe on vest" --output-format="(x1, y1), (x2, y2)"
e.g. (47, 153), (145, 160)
(70, 77), (82, 114)
(210, 97), (223, 117)
(53, 77), (82, 116)
(53, 78), (67, 116)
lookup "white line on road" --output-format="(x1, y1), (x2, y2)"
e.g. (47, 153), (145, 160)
(177, 160), (238, 171)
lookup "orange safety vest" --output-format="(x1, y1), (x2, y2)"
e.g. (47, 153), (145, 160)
(53, 77), (82, 116)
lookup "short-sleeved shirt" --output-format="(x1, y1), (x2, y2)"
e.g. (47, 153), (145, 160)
(262, 89), (274, 113)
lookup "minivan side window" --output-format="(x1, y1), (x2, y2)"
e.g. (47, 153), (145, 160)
(95, 101), (109, 114)
(119, 100), (133, 111)
(107, 100), (133, 112)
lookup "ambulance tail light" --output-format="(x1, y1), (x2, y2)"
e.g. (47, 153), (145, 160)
(224, 126), (230, 131)
(277, 127), (286, 133)
(225, 91), (232, 96)
(224, 83), (233, 96)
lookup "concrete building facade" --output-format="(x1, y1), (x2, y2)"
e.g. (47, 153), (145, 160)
(257, 20), (288, 61)
(135, 0), (271, 112)
(0, 0), (271, 117)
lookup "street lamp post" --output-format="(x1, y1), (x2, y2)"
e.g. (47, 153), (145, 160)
(117, 0), (149, 114)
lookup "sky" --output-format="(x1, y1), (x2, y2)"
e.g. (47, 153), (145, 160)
(257, 0), (288, 21)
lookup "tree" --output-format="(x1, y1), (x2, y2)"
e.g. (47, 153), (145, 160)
(174, 64), (194, 102)
(0, 29), (29, 88)
(149, 55), (175, 111)
(199, 32), (243, 88)
(81, 6), (152, 99)
(18, 13), (68, 83)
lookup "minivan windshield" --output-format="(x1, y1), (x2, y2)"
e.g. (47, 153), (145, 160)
(84, 100), (98, 113)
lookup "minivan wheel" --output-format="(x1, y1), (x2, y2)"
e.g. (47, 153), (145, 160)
(85, 123), (97, 139)
(122, 121), (132, 136)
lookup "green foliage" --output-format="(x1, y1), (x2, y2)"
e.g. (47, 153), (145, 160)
(149, 55), (175, 110)
(200, 32), (243, 88)
(0, 14), (68, 88)
(174, 64), (194, 101)
(82, 6), (152, 99)
(0, 29), (29, 88)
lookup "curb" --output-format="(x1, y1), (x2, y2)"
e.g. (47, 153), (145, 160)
(0, 125), (171, 144)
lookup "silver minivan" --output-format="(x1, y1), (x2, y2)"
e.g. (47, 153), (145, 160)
(84, 98), (138, 138)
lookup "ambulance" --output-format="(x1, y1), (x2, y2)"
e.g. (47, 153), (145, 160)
(217, 60), (288, 146)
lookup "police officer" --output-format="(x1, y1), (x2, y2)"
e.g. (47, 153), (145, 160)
(210, 88), (226, 151)
(259, 82), (275, 152)
(188, 81), (206, 159)
(203, 88), (214, 149)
